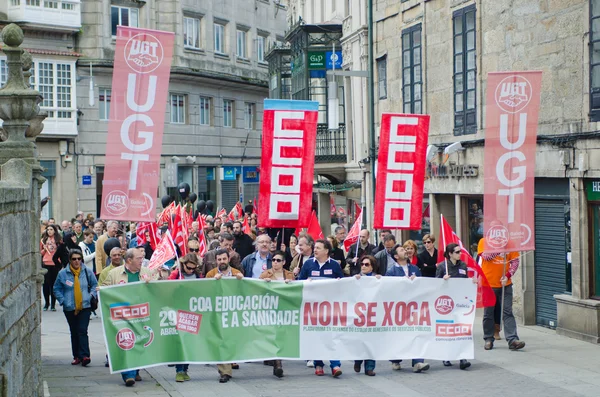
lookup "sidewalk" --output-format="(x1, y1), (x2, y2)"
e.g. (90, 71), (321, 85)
(42, 308), (600, 397)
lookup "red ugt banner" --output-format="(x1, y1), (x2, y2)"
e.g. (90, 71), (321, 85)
(258, 100), (318, 228)
(100, 27), (175, 221)
(483, 72), (542, 253)
(374, 114), (430, 230)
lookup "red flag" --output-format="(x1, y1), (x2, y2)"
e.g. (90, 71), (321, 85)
(483, 72), (541, 253)
(216, 208), (227, 219)
(157, 201), (175, 225)
(306, 210), (324, 240)
(252, 196), (259, 218)
(438, 214), (496, 308)
(373, 114), (430, 230)
(136, 222), (160, 250)
(354, 201), (361, 217)
(242, 215), (251, 235)
(196, 215), (208, 257)
(344, 208), (363, 252)
(258, 99), (318, 228)
(172, 208), (189, 256)
(100, 27), (175, 221)
(148, 231), (177, 270)
(330, 194), (336, 216)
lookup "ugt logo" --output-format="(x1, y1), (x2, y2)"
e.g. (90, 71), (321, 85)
(104, 190), (129, 216)
(124, 33), (164, 73)
(495, 75), (532, 113)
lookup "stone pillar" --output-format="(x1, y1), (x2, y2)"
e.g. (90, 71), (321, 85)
(454, 194), (462, 238)
(318, 192), (332, 237)
(0, 24), (47, 397)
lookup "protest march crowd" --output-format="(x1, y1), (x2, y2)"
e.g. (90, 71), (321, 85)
(42, 200), (526, 387)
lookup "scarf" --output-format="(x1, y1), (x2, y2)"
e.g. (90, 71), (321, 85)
(70, 265), (83, 315)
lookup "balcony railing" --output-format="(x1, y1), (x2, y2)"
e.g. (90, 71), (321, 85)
(315, 123), (346, 163)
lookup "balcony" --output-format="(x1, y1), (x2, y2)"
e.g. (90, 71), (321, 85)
(7, 0), (81, 30)
(315, 123), (346, 163)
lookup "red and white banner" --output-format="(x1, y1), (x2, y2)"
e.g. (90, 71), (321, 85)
(483, 72), (542, 253)
(373, 114), (430, 229)
(100, 27), (175, 221)
(306, 210), (324, 241)
(148, 231), (177, 270)
(258, 99), (318, 228)
(344, 207), (363, 252)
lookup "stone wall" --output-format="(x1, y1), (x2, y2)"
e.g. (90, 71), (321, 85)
(0, 158), (44, 397)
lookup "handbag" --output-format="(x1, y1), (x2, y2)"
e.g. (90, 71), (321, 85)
(85, 268), (98, 311)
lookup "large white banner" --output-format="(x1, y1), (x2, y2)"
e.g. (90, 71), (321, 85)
(299, 277), (476, 361)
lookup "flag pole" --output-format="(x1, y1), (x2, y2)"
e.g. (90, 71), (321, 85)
(167, 231), (182, 280)
(500, 253), (506, 337)
(440, 214), (449, 276)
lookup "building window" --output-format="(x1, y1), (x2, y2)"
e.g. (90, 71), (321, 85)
(223, 99), (234, 128)
(170, 94), (186, 124)
(244, 102), (255, 129)
(99, 88), (111, 121)
(236, 30), (247, 59)
(257, 35), (266, 63)
(214, 23), (225, 54)
(111, 6), (139, 36)
(0, 60), (7, 88)
(10, 0), (21, 6)
(44, 1), (58, 8)
(62, 2), (74, 10)
(402, 25), (422, 114)
(453, 5), (477, 135)
(377, 56), (387, 100)
(26, 0), (40, 6)
(184, 17), (200, 49)
(199, 96), (211, 126)
(591, 0), (600, 120)
(29, 60), (75, 119)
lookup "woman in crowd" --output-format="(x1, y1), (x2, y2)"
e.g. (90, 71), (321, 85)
(403, 239), (424, 269)
(53, 249), (97, 366)
(282, 234), (298, 270)
(436, 243), (474, 370)
(78, 230), (98, 318)
(41, 224), (62, 311)
(327, 235), (347, 273)
(53, 231), (80, 270)
(353, 255), (380, 376)
(417, 234), (438, 278)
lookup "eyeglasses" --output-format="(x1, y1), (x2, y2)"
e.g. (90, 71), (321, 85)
(453, 251), (462, 254)
(272, 258), (284, 263)
(424, 240), (433, 244)
(188, 248), (199, 252)
(361, 263), (372, 266)
(184, 264), (197, 270)
(70, 257), (82, 261)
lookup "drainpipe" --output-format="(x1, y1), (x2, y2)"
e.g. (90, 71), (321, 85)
(367, 0), (376, 230)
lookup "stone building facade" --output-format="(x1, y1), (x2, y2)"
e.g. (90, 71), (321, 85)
(373, 0), (600, 342)
(74, 0), (287, 217)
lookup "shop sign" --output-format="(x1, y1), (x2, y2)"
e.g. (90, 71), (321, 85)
(308, 52), (325, 69)
(586, 180), (600, 201)
(427, 161), (479, 178)
(243, 166), (259, 183)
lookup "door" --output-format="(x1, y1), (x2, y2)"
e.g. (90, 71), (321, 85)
(593, 205), (600, 297)
(534, 199), (570, 328)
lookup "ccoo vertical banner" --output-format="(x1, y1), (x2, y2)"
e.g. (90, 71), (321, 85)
(374, 114), (430, 230)
(483, 71), (542, 253)
(258, 100), (318, 228)
(100, 27), (175, 222)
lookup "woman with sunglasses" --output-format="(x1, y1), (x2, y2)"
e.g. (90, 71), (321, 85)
(353, 255), (380, 376)
(417, 234), (438, 278)
(436, 243), (475, 370)
(259, 250), (294, 378)
(53, 249), (98, 366)
(168, 253), (202, 280)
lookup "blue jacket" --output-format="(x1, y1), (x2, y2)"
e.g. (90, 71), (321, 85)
(53, 266), (98, 312)
(298, 258), (344, 280)
(385, 263), (422, 277)
(242, 252), (272, 278)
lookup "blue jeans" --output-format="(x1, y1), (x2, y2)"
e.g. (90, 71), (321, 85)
(121, 369), (139, 382)
(355, 360), (376, 371)
(390, 359), (424, 367)
(176, 364), (189, 373)
(64, 309), (91, 359)
(313, 360), (341, 369)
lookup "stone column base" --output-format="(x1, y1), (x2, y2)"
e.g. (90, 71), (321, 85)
(555, 294), (600, 343)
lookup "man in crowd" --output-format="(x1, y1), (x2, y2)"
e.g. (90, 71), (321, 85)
(185, 237), (205, 275)
(205, 249), (243, 383)
(60, 220), (72, 235)
(346, 229), (376, 276)
(73, 221), (84, 243)
(478, 235), (526, 351)
(48, 218), (55, 225)
(290, 234), (314, 276)
(93, 220), (104, 241)
(374, 234), (397, 275)
(98, 248), (124, 286)
(203, 233), (241, 275)
(102, 248), (156, 386)
(334, 225), (346, 251)
(372, 229), (392, 255)
(242, 234), (272, 278)
(298, 239), (344, 377)
(232, 221), (254, 260)
(96, 220), (119, 276)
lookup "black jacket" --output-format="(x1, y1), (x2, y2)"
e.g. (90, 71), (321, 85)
(435, 259), (468, 278)
(233, 233), (255, 261)
(346, 242), (376, 275)
(417, 249), (438, 278)
(330, 248), (346, 273)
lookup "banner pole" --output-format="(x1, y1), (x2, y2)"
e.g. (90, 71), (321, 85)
(500, 253), (506, 336)
(440, 214), (449, 276)
(167, 230), (182, 280)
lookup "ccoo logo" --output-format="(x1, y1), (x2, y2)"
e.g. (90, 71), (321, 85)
(104, 190), (129, 216)
(494, 75), (532, 113)
(435, 295), (455, 315)
(124, 33), (164, 73)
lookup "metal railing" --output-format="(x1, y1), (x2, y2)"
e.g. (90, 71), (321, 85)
(315, 123), (346, 163)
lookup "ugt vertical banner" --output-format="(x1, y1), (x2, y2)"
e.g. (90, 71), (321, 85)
(483, 71), (542, 253)
(258, 100), (318, 228)
(100, 27), (175, 221)
(374, 114), (430, 229)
